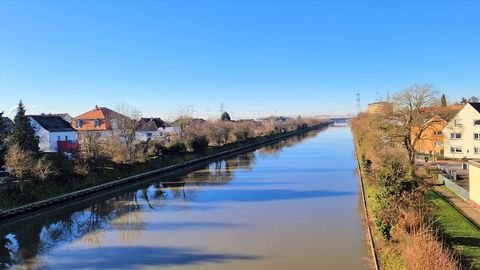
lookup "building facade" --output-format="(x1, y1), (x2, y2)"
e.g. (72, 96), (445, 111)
(29, 115), (78, 153)
(443, 103), (480, 159)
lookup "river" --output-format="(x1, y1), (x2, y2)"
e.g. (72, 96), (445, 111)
(0, 127), (371, 270)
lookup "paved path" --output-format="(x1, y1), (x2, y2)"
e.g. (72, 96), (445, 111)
(433, 186), (480, 228)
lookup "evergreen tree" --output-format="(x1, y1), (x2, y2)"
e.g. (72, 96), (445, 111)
(220, 111), (231, 121)
(0, 112), (7, 168)
(12, 100), (39, 154)
(440, 94), (447, 106)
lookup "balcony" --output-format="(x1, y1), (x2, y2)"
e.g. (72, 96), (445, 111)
(57, 140), (78, 153)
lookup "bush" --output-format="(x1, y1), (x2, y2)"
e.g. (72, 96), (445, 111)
(188, 135), (209, 152)
(164, 142), (186, 155)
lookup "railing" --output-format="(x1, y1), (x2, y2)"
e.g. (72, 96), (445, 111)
(438, 174), (469, 201)
(57, 141), (78, 153)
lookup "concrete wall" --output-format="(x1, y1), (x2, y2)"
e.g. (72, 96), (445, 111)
(443, 103), (480, 159)
(470, 160), (480, 206)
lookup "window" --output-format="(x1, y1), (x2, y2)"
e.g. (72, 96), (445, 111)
(433, 131), (442, 136)
(454, 119), (463, 127)
(434, 142), (442, 147)
(65, 136), (68, 141)
(450, 133), (462, 139)
(147, 132), (153, 138)
(450, 147), (463, 154)
(76, 119), (82, 128)
(474, 120), (480, 126)
(94, 119), (100, 128)
(58, 136), (61, 141)
(475, 147), (480, 154)
(475, 133), (480, 140)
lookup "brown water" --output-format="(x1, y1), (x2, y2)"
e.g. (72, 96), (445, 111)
(0, 127), (371, 270)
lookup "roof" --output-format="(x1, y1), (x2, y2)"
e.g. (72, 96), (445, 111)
(29, 115), (76, 132)
(420, 105), (464, 121)
(2, 117), (13, 126)
(140, 118), (166, 128)
(73, 106), (124, 121)
(137, 118), (167, 131)
(470, 103), (480, 113)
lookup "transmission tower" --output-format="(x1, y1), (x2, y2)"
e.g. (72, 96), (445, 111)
(356, 93), (361, 114)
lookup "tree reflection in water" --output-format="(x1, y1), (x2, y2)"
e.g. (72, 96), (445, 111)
(0, 131), (317, 269)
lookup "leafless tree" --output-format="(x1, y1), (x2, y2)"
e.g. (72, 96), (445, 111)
(5, 143), (35, 192)
(390, 84), (439, 170)
(113, 103), (142, 163)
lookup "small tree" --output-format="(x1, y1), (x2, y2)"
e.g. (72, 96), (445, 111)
(220, 112), (231, 121)
(440, 94), (447, 106)
(35, 156), (58, 181)
(113, 103), (142, 163)
(5, 143), (35, 192)
(12, 100), (39, 154)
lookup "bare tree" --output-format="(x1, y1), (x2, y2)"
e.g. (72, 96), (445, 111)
(390, 84), (439, 170)
(5, 143), (35, 192)
(113, 103), (142, 163)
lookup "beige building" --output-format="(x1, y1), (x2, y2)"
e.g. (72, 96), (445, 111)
(443, 103), (480, 159)
(469, 160), (480, 207)
(367, 101), (393, 115)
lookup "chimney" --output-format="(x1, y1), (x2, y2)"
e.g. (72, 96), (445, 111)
(95, 105), (99, 110)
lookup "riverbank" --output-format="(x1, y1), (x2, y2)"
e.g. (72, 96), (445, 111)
(351, 112), (462, 270)
(0, 123), (329, 220)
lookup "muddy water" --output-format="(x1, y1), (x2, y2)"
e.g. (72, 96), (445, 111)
(0, 127), (371, 270)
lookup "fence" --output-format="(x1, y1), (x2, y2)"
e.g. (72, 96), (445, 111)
(438, 174), (469, 201)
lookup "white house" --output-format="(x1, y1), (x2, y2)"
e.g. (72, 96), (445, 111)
(443, 103), (480, 159)
(135, 117), (180, 141)
(29, 115), (78, 153)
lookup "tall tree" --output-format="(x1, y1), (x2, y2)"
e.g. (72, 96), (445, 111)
(0, 112), (7, 168)
(440, 94), (447, 106)
(390, 84), (439, 173)
(12, 100), (39, 154)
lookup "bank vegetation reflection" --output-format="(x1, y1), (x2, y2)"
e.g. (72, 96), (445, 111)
(0, 130), (322, 269)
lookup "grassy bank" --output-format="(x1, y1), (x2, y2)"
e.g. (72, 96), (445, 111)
(427, 191), (480, 269)
(355, 142), (405, 270)
(0, 127), (322, 211)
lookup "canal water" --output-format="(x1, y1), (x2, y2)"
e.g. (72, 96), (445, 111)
(0, 127), (371, 270)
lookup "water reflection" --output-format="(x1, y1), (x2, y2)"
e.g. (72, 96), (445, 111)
(0, 131), (320, 269)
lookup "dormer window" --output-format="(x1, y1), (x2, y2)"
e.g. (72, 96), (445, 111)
(94, 119), (100, 128)
(76, 119), (83, 128)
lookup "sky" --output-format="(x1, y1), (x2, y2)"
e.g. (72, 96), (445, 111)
(1, 0), (479, 120)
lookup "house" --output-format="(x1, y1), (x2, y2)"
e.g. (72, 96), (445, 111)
(51, 113), (73, 123)
(1, 117), (14, 133)
(443, 103), (480, 159)
(135, 117), (179, 141)
(29, 115), (78, 153)
(412, 105), (463, 156)
(469, 160), (480, 208)
(71, 105), (126, 139)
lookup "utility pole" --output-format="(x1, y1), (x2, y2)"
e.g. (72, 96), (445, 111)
(220, 103), (224, 114)
(356, 93), (361, 115)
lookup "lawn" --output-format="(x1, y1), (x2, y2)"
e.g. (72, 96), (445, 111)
(427, 191), (480, 269)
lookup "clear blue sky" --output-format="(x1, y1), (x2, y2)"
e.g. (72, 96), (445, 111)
(1, 0), (479, 119)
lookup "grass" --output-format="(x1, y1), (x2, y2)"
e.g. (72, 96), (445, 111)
(427, 190), (480, 269)
(355, 142), (405, 270)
